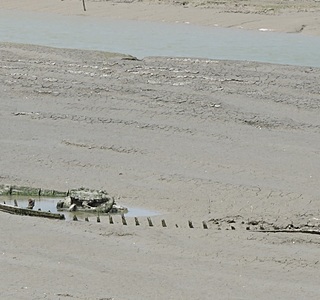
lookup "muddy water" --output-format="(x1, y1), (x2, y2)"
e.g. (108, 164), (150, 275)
(1, 10), (320, 67)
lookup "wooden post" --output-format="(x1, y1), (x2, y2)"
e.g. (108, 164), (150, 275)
(134, 217), (140, 226)
(82, 0), (86, 11)
(161, 219), (167, 228)
(121, 215), (127, 226)
(109, 214), (113, 224)
(97, 216), (100, 223)
(188, 220), (194, 228)
(147, 217), (153, 227)
(202, 221), (208, 229)
(14, 199), (18, 207)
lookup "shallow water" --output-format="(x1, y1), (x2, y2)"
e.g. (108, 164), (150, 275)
(1, 197), (58, 213)
(1, 10), (320, 67)
(0, 196), (159, 221)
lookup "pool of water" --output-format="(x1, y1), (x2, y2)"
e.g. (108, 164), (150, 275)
(0, 196), (159, 221)
(1, 9), (320, 67)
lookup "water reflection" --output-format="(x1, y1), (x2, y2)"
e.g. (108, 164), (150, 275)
(0, 10), (320, 67)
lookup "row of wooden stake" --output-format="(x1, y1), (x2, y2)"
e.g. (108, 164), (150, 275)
(72, 214), (209, 229)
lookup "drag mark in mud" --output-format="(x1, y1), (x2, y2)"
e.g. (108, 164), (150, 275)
(13, 111), (194, 135)
(61, 140), (146, 155)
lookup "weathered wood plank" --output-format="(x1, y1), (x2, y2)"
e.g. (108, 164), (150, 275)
(0, 203), (65, 220)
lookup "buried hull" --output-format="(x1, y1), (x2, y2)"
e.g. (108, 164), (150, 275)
(0, 203), (65, 220)
(56, 188), (128, 214)
(56, 205), (128, 214)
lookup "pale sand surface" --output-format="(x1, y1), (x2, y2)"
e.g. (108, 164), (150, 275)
(1, 43), (320, 300)
(1, 1), (320, 299)
(2, 0), (320, 35)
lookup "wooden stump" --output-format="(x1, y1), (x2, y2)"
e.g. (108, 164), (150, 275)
(109, 214), (113, 224)
(147, 217), (153, 227)
(202, 221), (208, 229)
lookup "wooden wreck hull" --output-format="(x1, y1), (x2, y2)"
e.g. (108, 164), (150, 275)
(57, 205), (128, 214)
(0, 203), (65, 220)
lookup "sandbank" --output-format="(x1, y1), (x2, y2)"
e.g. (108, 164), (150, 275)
(2, 0), (320, 35)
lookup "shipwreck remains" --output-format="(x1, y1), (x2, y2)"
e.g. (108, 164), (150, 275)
(0, 184), (68, 197)
(56, 187), (127, 214)
(0, 202), (65, 220)
(0, 184), (128, 218)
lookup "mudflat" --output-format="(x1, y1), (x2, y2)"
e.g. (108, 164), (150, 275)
(2, 0), (320, 35)
(1, 1), (320, 299)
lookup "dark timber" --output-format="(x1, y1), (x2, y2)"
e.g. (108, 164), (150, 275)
(0, 202), (65, 220)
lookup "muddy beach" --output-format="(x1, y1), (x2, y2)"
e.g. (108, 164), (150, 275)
(2, 0), (320, 35)
(1, 41), (320, 299)
(1, 1), (320, 299)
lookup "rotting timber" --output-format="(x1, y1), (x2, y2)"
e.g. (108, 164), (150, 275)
(0, 184), (68, 197)
(0, 202), (65, 220)
(0, 184), (67, 219)
(0, 184), (127, 218)
(56, 187), (128, 214)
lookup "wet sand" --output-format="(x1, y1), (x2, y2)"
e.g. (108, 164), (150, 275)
(2, 0), (320, 35)
(1, 1), (320, 299)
